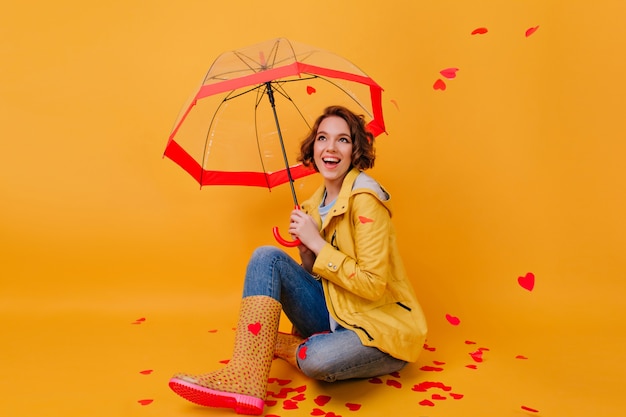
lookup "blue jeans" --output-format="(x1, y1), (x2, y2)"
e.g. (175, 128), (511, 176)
(242, 246), (407, 382)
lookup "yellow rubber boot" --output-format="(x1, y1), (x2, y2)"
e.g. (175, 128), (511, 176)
(169, 295), (282, 415)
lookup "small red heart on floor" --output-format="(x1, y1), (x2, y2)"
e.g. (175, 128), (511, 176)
(298, 346), (308, 360)
(465, 340), (476, 344)
(291, 393), (306, 401)
(433, 79), (446, 91)
(419, 399), (435, 407)
(311, 408), (326, 416)
(518, 272), (535, 291)
(445, 314), (460, 326)
(326, 412), (339, 417)
(368, 377), (383, 384)
(471, 27), (488, 35)
(450, 393), (464, 400)
(208, 329), (218, 333)
(314, 395), (331, 406)
(265, 399), (277, 406)
(139, 370), (153, 375)
(219, 359), (230, 364)
(433, 361), (446, 366)
(248, 322), (262, 335)
(283, 400), (298, 409)
(137, 399), (153, 406)
(522, 405), (539, 413)
(525, 26), (539, 37)
(440, 68), (459, 79)
(390, 371), (401, 378)
(516, 355), (529, 360)
(131, 317), (146, 324)
(293, 385), (306, 392)
(466, 364), (478, 369)
(346, 403), (361, 411)
(432, 394), (447, 400)
(277, 379), (292, 386)
(423, 344), (436, 351)
(386, 379), (402, 388)
(420, 365), (444, 372)
(306, 86), (316, 95)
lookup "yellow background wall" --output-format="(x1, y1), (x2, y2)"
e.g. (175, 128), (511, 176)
(2, 1), (625, 416)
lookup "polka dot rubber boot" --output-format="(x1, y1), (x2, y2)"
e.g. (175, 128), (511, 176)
(169, 295), (282, 415)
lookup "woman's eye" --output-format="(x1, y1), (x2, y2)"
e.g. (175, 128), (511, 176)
(339, 137), (351, 143)
(316, 135), (326, 141)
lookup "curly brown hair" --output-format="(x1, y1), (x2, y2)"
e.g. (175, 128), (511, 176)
(297, 105), (376, 171)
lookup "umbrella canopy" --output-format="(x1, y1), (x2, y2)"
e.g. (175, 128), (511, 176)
(164, 37), (386, 193)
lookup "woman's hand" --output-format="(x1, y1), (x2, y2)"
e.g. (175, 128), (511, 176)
(288, 209), (326, 256)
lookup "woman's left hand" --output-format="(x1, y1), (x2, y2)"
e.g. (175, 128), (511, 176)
(288, 209), (326, 255)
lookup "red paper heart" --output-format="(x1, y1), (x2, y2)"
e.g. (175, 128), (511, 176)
(419, 399), (435, 407)
(469, 350), (483, 362)
(471, 27), (488, 35)
(518, 272), (535, 291)
(283, 400), (299, 410)
(139, 369), (153, 375)
(465, 364), (478, 369)
(390, 371), (401, 378)
(346, 403), (361, 411)
(326, 412), (339, 417)
(306, 85), (316, 95)
(450, 393), (464, 400)
(516, 355), (529, 360)
(219, 359), (230, 364)
(277, 379), (292, 386)
(265, 399), (277, 406)
(368, 377), (383, 384)
(433, 79), (446, 91)
(440, 68), (459, 79)
(525, 26), (539, 37)
(314, 395), (331, 406)
(311, 408), (326, 416)
(432, 394), (447, 400)
(386, 379), (402, 388)
(294, 385), (307, 393)
(433, 361), (446, 365)
(420, 365), (444, 372)
(208, 329), (218, 333)
(445, 314), (460, 326)
(137, 399), (153, 406)
(248, 322), (262, 335)
(465, 340), (476, 345)
(522, 405), (539, 413)
(423, 344), (436, 351)
(291, 393), (306, 401)
(298, 346), (308, 360)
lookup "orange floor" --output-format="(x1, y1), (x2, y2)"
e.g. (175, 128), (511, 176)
(2, 284), (623, 417)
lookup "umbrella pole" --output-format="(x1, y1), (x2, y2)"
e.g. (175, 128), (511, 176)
(265, 82), (299, 208)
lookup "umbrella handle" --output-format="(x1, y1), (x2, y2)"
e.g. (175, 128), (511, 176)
(272, 227), (302, 247)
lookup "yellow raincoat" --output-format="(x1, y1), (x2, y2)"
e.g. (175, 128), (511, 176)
(300, 168), (428, 362)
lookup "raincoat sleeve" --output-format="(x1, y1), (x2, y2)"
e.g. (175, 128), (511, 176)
(312, 192), (390, 301)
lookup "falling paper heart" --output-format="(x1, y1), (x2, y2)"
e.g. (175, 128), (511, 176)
(440, 68), (459, 79)
(345, 403), (361, 411)
(137, 399), (153, 406)
(433, 79), (446, 91)
(248, 322), (262, 336)
(465, 340), (476, 345)
(518, 272), (535, 291)
(139, 370), (153, 375)
(469, 350), (484, 362)
(131, 317), (146, 325)
(314, 395), (331, 406)
(445, 314), (460, 326)
(208, 329), (218, 333)
(516, 355), (529, 360)
(306, 85), (316, 95)
(465, 364), (478, 369)
(471, 27), (488, 35)
(525, 26), (539, 37)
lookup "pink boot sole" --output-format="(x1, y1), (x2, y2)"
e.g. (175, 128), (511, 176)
(168, 377), (264, 415)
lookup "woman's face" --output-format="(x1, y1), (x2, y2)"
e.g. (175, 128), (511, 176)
(313, 115), (353, 186)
